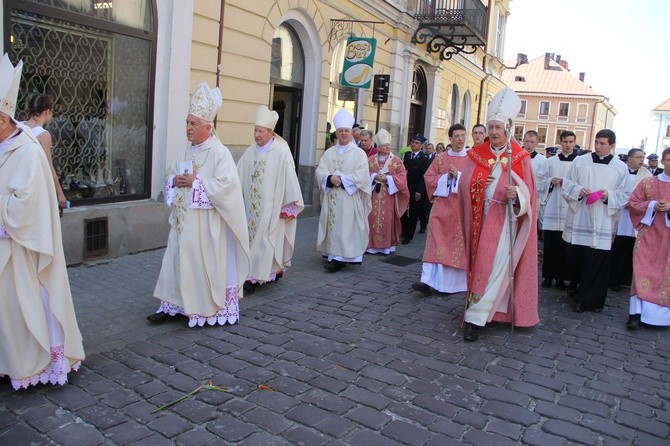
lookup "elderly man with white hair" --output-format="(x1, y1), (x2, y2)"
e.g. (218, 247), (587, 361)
(237, 105), (304, 294)
(458, 87), (539, 342)
(150, 82), (250, 327)
(366, 128), (409, 255)
(0, 54), (84, 389)
(316, 108), (372, 272)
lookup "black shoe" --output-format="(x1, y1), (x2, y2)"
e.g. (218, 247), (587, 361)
(324, 261), (344, 272)
(147, 312), (169, 324)
(401, 238), (411, 245)
(609, 284), (621, 292)
(411, 282), (433, 296)
(555, 280), (567, 291)
(626, 314), (641, 330)
(573, 303), (585, 313)
(243, 282), (257, 295)
(418, 227), (426, 234)
(541, 278), (553, 288)
(463, 323), (480, 342)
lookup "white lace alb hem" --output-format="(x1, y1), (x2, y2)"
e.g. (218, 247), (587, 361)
(157, 287), (239, 327)
(8, 345), (80, 390)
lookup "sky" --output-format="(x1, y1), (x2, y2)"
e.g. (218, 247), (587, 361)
(504, 0), (670, 152)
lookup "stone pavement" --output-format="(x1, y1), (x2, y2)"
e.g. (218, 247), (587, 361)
(1, 215), (669, 445)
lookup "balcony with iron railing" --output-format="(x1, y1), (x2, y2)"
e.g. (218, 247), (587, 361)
(411, 0), (488, 60)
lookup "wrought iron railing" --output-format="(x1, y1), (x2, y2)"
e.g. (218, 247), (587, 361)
(413, 0), (488, 42)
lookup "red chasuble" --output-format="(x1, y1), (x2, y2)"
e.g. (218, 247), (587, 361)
(458, 140), (539, 327)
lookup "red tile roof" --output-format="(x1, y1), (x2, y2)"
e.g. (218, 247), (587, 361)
(502, 55), (601, 97)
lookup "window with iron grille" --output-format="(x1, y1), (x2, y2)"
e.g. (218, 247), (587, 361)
(6, 0), (156, 206)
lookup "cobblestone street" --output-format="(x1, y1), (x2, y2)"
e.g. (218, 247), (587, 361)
(1, 215), (669, 445)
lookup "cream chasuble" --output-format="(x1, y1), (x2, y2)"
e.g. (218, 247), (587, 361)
(237, 137), (304, 282)
(316, 141), (372, 260)
(0, 129), (84, 388)
(154, 137), (250, 326)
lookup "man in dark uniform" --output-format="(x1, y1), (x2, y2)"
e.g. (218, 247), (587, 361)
(401, 134), (429, 244)
(647, 153), (664, 176)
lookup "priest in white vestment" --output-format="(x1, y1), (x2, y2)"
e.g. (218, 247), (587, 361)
(151, 82), (250, 327)
(0, 54), (84, 389)
(562, 129), (629, 313)
(316, 108), (372, 272)
(237, 105), (304, 294)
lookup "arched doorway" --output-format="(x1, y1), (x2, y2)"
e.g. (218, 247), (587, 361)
(270, 24), (304, 168)
(408, 65), (427, 141)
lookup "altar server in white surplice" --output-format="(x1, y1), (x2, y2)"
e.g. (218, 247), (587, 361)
(316, 108), (372, 272)
(0, 54), (84, 390)
(237, 105), (304, 294)
(151, 82), (250, 327)
(562, 129), (629, 313)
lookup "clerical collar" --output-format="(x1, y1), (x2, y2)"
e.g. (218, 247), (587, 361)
(490, 144), (506, 157)
(628, 169), (638, 175)
(591, 152), (613, 164)
(257, 137), (274, 154)
(529, 151), (538, 158)
(0, 127), (20, 158)
(191, 136), (212, 154)
(336, 142), (350, 154)
(559, 151), (578, 162)
(448, 149), (467, 157)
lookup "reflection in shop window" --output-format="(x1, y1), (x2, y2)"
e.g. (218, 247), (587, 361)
(8, 3), (154, 204)
(328, 40), (358, 128)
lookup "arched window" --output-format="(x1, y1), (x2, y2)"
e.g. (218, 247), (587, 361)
(450, 84), (460, 126)
(6, 0), (156, 205)
(271, 25), (304, 87)
(462, 91), (472, 129)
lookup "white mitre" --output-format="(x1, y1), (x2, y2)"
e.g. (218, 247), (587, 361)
(333, 108), (355, 130)
(0, 54), (23, 123)
(486, 86), (521, 126)
(374, 128), (392, 146)
(255, 105), (279, 130)
(189, 82), (222, 122)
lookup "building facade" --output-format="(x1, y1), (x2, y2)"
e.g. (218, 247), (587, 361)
(502, 53), (616, 152)
(2, 0), (509, 264)
(652, 98), (670, 154)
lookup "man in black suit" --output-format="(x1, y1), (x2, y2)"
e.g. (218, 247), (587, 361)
(401, 134), (429, 244)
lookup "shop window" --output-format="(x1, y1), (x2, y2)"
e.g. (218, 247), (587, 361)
(7, 0), (156, 205)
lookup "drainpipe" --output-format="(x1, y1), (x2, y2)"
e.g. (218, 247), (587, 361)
(477, 0), (493, 124)
(214, 0), (226, 129)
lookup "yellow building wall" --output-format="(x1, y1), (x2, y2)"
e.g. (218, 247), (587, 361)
(190, 0), (507, 157)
